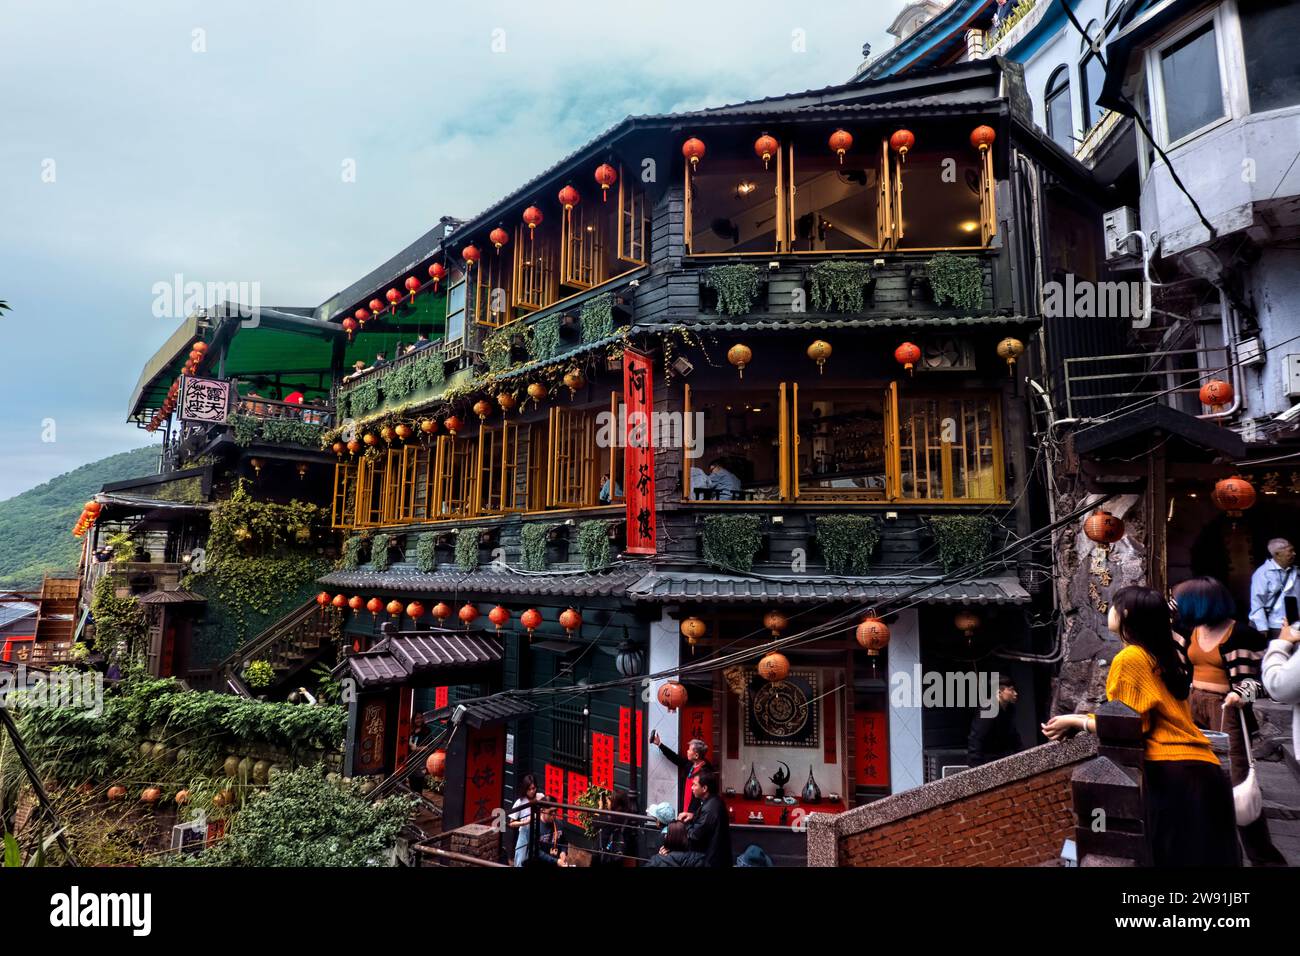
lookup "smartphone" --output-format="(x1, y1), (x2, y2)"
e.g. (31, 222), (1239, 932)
(1285, 595), (1299, 627)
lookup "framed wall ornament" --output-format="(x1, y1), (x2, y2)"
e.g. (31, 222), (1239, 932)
(178, 376), (231, 424)
(744, 668), (819, 748)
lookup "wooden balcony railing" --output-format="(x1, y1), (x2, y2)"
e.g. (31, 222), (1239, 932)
(235, 396), (333, 427)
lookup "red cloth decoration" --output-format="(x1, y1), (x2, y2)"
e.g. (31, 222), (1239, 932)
(591, 733), (616, 790)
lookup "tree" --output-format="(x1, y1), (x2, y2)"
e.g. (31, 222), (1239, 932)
(180, 767), (414, 867)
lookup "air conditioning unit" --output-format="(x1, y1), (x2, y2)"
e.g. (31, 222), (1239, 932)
(1286, 354), (1300, 398)
(1103, 206), (1141, 262)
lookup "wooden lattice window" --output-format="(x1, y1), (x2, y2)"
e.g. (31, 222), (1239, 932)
(511, 223), (558, 314)
(431, 435), (478, 519)
(895, 394), (1004, 501)
(473, 244), (513, 327)
(546, 407), (600, 509)
(560, 201), (605, 290)
(331, 462), (357, 529)
(617, 167), (650, 265)
(478, 422), (521, 514)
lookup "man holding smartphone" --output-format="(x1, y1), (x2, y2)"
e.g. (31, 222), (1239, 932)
(1262, 595), (1300, 761)
(1250, 538), (1299, 639)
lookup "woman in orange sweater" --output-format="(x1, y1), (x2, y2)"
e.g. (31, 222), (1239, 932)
(1043, 586), (1240, 866)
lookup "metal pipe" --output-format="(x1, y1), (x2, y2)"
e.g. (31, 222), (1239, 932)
(1197, 290), (1244, 422)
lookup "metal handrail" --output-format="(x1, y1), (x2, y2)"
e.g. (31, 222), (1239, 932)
(1062, 344), (1232, 419)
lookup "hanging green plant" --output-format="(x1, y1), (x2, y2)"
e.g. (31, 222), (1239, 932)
(454, 531), (479, 572)
(925, 253), (984, 311)
(816, 515), (881, 575)
(530, 314), (562, 362)
(414, 533), (437, 573)
(483, 327), (514, 373)
(412, 347), (446, 392)
(927, 515), (995, 572)
(809, 260), (874, 313)
(385, 360), (419, 400)
(703, 264), (762, 316)
(574, 783), (613, 838)
(89, 575), (146, 652)
(242, 660), (275, 690)
(259, 418), (325, 447)
(340, 535), (369, 571)
(348, 378), (382, 417)
(370, 533), (394, 572)
(580, 293), (614, 343)
(520, 523), (553, 572)
(701, 514), (764, 573)
(230, 414), (260, 446)
(336, 391), (350, 421)
(576, 519), (614, 571)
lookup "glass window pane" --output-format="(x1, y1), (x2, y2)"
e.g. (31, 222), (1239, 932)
(1046, 77), (1074, 150)
(1082, 54), (1107, 131)
(790, 150), (878, 252)
(691, 390), (782, 501)
(1241, 0), (1300, 113)
(1160, 22), (1223, 142)
(445, 279), (466, 341)
(794, 390), (886, 499)
(688, 158), (779, 253)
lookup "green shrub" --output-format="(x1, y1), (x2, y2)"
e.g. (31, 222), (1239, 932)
(816, 515), (881, 574)
(702, 514), (764, 572)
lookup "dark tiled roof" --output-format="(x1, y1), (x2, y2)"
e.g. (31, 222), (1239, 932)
(431, 694), (538, 729)
(0, 602), (38, 628)
(136, 589), (207, 605)
(626, 572), (1030, 605)
(318, 565), (651, 599)
(348, 631), (504, 689)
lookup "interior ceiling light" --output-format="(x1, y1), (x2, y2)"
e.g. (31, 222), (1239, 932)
(959, 220), (979, 233)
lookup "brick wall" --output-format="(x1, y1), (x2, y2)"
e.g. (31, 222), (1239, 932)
(839, 763), (1077, 866)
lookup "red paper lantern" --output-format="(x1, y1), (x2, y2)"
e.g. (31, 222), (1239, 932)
(970, 125), (996, 152)
(1199, 379), (1234, 411)
(354, 308), (370, 327)
(420, 418), (438, 435)
(386, 599), (404, 616)
(889, 129), (915, 158)
(342, 317), (358, 340)
(489, 605), (510, 631)
(1213, 476), (1256, 514)
(522, 206), (544, 232)
(189, 349), (203, 363)
(369, 297), (384, 314)
(347, 439), (362, 455)
(557, 185), (580, 210)
(85, 501), (102, 515)
(757, 651), (790, 683)
(193, 341), (207, 353)
(385, 288), (401, 309)
(316, 590), (332, 607)
(856, 616), (890, 655)
(559, 607), (582, 635)
(657, 681), (688, 713)
(462, 244), (481, 268)
(829, 128), (853, 163)
(754, 133), (778, 169)
(432, 601), (452, 622)
(405, 276), (421, 302)
(473, 399), (493, 420)
(444, 415), (463, 436)
(521, 608), (543, 635)
(395, 423), (411, 440)
(428, 262), (446, 288)
(490, 227), (509, 251)
(682, 137), (706, 171)
(348, 595), (364, 611)
(894, 341), (922, 374)
(1083, 509), (1125, 545)
(459, 603), (479, 626)
(594, 163), (618, 200)
(426, 750), (447, 777)
(406, 601), (426, 620)
(331, 594), (348, 608)
(366, 597), (384, 614)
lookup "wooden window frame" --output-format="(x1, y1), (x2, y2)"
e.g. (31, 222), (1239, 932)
(544, 406), (601, 510)
(616, 166), (650, 265)
(473, 245), (514, 328)
(511, 223), (559, 314)
(431, 434), (478, 520)
(559, 201), (606, 290)
(331, 462), (357, 529)
(895, 392), (1006, 503)
(477, 421), (522, 515)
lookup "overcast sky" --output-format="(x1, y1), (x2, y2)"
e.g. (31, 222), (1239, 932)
(0, 0), (905, 500)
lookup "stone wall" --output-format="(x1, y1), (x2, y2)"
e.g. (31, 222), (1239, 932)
(808, 735), (1096, 866)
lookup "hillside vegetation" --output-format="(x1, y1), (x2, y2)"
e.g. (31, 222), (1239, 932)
(0, 446), (159, 589)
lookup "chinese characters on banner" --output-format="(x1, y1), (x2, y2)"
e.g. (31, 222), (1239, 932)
(544, 764), (565, 804)
(355, 699), (386, 775)
(463, 725), (505, 825)
(623, 347), (655, 554)
(591, 733), (616, 790)
(618, 706), (644, 767)
(178, 376), (231, 424)
(680, 704), (712, 757)
(565, 771), (589, 825)
(434, 686), (448, 709)
(854, 709), (890, 789)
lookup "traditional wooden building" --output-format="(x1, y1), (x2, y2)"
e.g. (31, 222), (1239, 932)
(312, 58), (1113, 860)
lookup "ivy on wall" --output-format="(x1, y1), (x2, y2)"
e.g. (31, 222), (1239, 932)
(340, 535), (369, 571)
(580, 294), (614, 343)
(816, 515), (881, 575)
(370, 533), (394, 572)
(454, 531), (479, 572)
(702, 514), (764, 573)
(927, 515), (995, 573)
(89, 575), (146, 656)
(530, 314), (562, 362)
(704, 264), (761, 316)
(926, 253), (984, 312)
(228, 414), (324, 448)
(576, 520), (614, 571)
(484, 326), (514, 373)
(415, 533), (437, 573)
(520, 523), (552, 572)
(809, 260), (873, 313)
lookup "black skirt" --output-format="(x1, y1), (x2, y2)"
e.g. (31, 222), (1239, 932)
(1143, 759), (1242, 867)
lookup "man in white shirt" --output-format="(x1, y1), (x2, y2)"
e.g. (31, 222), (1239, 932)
(1249, 538), (1299, 638)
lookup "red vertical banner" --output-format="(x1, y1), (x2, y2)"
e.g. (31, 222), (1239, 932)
(394, 687), (414, 768)
(544, 763), (565, 802)
(619, 707), (645, 767)
(680, 705), (712, 759)
(591, 733), (616, 789)
(435, 686), (449, 709)
(854, 709), (890, 789)
(636, 710), (644, 768)
(623, 346), (656, 555)
(354, 699), (386, 775)
(463, 724), (506, 825)
(565, 771), (589, 825)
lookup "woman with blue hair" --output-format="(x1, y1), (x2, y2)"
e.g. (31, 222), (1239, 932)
(1172, 577), (1285, 866)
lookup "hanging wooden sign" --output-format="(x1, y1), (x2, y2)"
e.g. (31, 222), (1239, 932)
(623, 347), (656, 554)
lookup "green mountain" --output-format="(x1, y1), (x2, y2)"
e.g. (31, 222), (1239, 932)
(0, 446), (160, 590)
